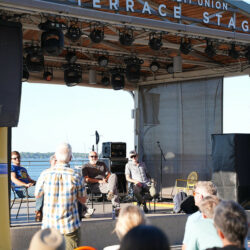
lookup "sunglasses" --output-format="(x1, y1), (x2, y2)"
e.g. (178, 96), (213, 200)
(12, 157), (20, 160)
(90, 155), (98, 158)
(130, 155), (137, 159)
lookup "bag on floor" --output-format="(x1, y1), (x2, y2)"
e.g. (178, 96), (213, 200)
(173, 191), (187, 213)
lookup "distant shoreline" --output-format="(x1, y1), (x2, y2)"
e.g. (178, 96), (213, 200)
(20, 152), (88, 159)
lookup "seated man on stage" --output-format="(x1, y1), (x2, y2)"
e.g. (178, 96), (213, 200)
(11, 151), (36, 197)
(82, 151), (120, 214)
(125, 150), (156, 213)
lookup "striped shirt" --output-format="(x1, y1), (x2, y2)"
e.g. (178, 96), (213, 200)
(35, 164), (85, 234)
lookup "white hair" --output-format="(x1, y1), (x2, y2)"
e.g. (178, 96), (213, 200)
(55, 143), (72, 163)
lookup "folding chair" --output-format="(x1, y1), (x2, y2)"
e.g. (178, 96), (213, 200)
(10, 185), (35, 221)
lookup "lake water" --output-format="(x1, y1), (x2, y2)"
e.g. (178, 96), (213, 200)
(21, 158), (88, 181)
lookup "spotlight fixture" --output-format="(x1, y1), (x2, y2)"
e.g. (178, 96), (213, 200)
(43, 67), (53, 81)
(65, 51), (78, 64)
(110, 68), (125, 90)
(22, 58), (29, 82)
(180, 38), (192, 55)
(149, 32), (162, 50)
(124, 57), (144, 83)
(98, 55), (109, 67)
(229, 44), (239, 59)
(166, 63), (174, 74)
(90, 25), (104, 43)
(25, 46), (44, 72)
(119, 28), (134, 46)
(150, 61), (160, 73)
(66, 24), (82, 42)
(63, 63), (82, 87)
(101, 73), (110, 86)
(245, 46), (250, 62)
(205, 39), (216, 57)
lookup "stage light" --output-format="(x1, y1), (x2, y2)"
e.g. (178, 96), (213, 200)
(64, 63), (82, 87)
(166, 63), (174, 74)
(149, 32), (162, 50)
(101, 75), (110, 86)
(229, 44), (239, 59)
(205, 40), (216, 57)
(110, 68), (125, 90)
(66, 24), (82, 42)
(180, 38), (192, 55)
(65, 51), (78, 64)
(41, 28), (64, 56)
(124, 57), (144, 83)
(245, 46), (250, 62)
(98, 55), (109, 67)
(25, 46), (44, 72)
(43, 68), (53, 81)
(119, 28), (134, 46)
(150, 61), (160, 72)
(90, 26), (104, 43)
(22, 58), (29, 82)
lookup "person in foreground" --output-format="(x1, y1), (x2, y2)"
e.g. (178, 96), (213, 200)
(82, 151), (120, 215)
(182, 181), (217, 250)
(11, 151), (36, 197)
(29, 228), (65, 250)
(120, 224), (170, 250)
(186, 195), (222, 250)
(103, 205), (148, 250)
(35, 143), (86, 250)
(207, 200), (248, 250)
(125, 150), (156, 213)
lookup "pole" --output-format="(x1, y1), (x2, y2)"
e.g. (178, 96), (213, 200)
(156, 141), (166, 201)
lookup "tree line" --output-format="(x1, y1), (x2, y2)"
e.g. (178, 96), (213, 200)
(20, 152), (89, 159)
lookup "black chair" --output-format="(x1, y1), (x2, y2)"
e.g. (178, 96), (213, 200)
(10, 185), (35, 221)
(128, 182), (156, 212)
(86, 184), (107, 212)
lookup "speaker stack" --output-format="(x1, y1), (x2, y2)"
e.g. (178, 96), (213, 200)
(101, 142), (128, 195)
(212, 134), (250, 209)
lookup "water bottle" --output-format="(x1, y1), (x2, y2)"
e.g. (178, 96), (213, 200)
(112, 207), (116, 220)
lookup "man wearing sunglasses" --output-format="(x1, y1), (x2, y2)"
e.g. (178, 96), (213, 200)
(125, 150), (156, 213)
(11, 151), (36, 198)
(82, 151), (120, 214)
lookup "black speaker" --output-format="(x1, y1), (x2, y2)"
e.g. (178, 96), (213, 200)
(0, 21), (22, 127)
(102, 142), (126, 158)
(212, 134), (250, 208)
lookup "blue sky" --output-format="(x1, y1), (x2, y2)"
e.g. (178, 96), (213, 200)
(12, 75), (250, 154)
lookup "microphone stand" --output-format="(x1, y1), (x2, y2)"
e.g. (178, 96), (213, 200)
(157, 141), (166, 202)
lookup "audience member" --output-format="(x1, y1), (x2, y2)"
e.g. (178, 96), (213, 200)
(11, 151), (36, 197)
(29, 228), (65, 250)
(35, 143), (86, 250)
(207, 200), (248, 250)
(186, 195), (222, 250)
(182, 181), (217, 250)
(35, 154), (57, 222)
(125, 150), (156, 213)
(104, 205), (148, 250)
(82, 151), (120, 215)
(120, 224), (170, 250)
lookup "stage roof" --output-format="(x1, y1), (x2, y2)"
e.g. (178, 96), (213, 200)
(0, 0), (250, 90)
